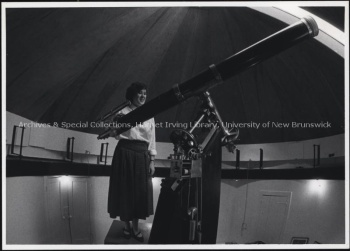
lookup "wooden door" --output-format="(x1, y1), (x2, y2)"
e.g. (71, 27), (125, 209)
(45, 176), (91, 244)
(67, 177), (92, 244)
(45, 177), (71, 244)
(255, 191), (291, 244)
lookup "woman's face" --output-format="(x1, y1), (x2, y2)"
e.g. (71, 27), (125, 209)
(132, 89), (147, 107)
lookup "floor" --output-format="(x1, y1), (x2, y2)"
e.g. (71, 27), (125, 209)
(104, 220), (152, 245)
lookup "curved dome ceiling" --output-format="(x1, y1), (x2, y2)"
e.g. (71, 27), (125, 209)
(6, 7), (344, 144)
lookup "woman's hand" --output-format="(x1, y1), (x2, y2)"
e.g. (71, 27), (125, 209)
(149, 160), (155, 177)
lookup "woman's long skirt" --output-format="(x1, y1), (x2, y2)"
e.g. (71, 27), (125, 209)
(108, 139), (154, 221)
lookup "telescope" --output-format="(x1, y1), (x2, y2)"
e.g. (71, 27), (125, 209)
(98, 16), (319, 244)
(97, 16), (318, 139)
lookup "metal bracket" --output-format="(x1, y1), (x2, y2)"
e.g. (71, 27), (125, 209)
(172, 83), (185, 102)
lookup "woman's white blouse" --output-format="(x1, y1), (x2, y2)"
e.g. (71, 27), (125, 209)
(116, 106), (157, 156)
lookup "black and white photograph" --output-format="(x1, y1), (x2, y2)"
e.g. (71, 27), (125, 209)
(2, 1), (349, 249)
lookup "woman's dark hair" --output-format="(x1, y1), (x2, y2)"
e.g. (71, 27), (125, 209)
(125, 82), (147, 101)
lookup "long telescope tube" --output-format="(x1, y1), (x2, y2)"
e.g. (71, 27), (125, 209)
(112, 16), (318, 136)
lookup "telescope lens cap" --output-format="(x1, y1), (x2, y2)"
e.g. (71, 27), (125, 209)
(302, 16), (319, 37)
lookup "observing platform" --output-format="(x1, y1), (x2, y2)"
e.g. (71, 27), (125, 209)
(104, 220), (152, 244)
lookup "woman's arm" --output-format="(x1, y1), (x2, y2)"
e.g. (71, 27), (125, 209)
(148, 118), (157, 176)
(148, 118), (157, 156)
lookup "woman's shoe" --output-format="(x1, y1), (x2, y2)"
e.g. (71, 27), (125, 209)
(132, 230), (144, 242)
(122, 227), (131, 239)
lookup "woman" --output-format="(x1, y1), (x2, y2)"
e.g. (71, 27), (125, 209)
(107, 82), (156, 242)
